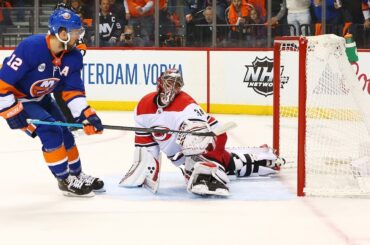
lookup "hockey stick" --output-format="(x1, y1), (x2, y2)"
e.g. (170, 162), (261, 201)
(28, 119), (237, 137)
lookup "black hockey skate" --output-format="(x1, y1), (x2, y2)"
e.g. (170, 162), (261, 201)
(191, 174), (229, 196)
(58, 175), (94, 197)
(76, 172), (105, 192)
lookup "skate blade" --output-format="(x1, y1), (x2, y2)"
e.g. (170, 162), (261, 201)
(235, 175), (274, 180)
(93, 187), (106, 193)
(61, 191), (95, 198)
(191, 185), (230, 197)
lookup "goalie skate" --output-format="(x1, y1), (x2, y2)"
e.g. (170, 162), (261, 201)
(58, 175), (94, 197)
(190, 174), (230, 196)
(187, 162), (230, 197)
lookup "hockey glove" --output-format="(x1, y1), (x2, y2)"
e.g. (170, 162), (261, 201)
(76, 106), (103, 135)
(0, 101), (29, 129)
(176, 120), (215, 156)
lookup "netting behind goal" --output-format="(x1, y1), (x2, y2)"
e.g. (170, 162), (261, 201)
(273, 34), (370, 197)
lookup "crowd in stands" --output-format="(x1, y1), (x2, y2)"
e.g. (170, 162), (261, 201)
(1, 0), (370, 48)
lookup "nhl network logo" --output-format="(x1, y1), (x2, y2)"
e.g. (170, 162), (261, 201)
(244, 56), (289, 97)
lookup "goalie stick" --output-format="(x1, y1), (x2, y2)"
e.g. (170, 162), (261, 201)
(27, 119), (237, 137)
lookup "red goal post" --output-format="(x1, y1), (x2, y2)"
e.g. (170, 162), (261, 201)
(273, 36), (307, 196)
(273, 35), (370, 197)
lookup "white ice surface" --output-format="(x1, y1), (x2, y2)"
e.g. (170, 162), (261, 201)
(1, 112), (370, 245)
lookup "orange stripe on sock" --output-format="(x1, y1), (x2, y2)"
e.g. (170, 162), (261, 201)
(67, 145), (80, 163)
(43, 145), (67, 164)
(315, 23), (322, 36)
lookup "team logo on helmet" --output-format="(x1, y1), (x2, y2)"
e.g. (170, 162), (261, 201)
(244, 56), (289, 97)
(62, 12), (71, 20)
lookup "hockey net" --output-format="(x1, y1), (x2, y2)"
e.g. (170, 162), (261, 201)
(273, 34), (370, 197)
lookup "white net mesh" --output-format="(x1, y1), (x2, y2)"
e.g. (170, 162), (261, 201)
(277, 34), (370, 196)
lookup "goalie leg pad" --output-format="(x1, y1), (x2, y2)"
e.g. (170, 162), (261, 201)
(229, 145), (286, 169)
(119, 147), (161, 193)
(231, 152), (276, 177)
(187, 161), (230, 196)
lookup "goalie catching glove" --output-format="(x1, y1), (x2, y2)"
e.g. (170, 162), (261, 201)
(176, 120), (215, 156)
(76, 106), (103, 135)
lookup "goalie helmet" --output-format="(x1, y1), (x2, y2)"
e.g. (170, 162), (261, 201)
(49, 8), (83, 36)
(157, 68), (184, 107)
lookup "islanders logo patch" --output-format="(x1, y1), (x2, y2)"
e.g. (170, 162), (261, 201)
(30, 78), (60, 97)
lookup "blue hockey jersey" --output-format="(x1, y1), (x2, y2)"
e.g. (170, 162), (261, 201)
(0, 34), (88, 117)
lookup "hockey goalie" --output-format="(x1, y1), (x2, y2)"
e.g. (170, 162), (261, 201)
(119, 68), (285, 196)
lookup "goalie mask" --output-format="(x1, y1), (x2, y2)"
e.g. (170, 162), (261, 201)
(157, 69), (184, 107)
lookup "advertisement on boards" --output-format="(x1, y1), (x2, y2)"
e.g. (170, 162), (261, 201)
(1, 48), (370, 113)
(82, 50), (207, 103)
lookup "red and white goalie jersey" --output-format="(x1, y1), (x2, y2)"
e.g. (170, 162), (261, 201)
(134, 91), (225, 167)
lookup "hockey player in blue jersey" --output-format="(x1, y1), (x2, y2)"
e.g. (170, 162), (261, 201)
(0, 8), (104, 197)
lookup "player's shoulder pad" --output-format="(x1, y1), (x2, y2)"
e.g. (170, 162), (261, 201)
(15, 34), (47, 58)
(136, 92), (158, 115)
(61, 47), (83, 72)
(165, 91), (197, 112)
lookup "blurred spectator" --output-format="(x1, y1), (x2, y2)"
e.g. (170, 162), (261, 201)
(159, 0), (182, 47)
(341, 0), (366, 46)
(70, 0), (85, 15)
(227, 0), (252, 43)
(159, 0), (177, 35)
(160, 32), (184, 46)
(13, 0), (25, 22)
(117, 25), (146, 46)
(363, 1), (370, 29)
(248, 0), (266, 17)
(227, 0), (250, 28)
(193, 6), (227, 47)
(80, 0), (94, 19)
(199, 0), (230, 21)
(311, 0), (344, 36)
(245, 7), (266, 46)
(215, 0), (229, 21)
(126, 0), (154, 46)
(267, 0), (289, 36)
(0, 0), (12, 34)
(362, 1), (370, 47)
(110, 0), (127, 25)
(94, 0), (123, 46)
(269, 0), (287, 26)
(184, 0), (208, 46)
(286, 0), (311, 35)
